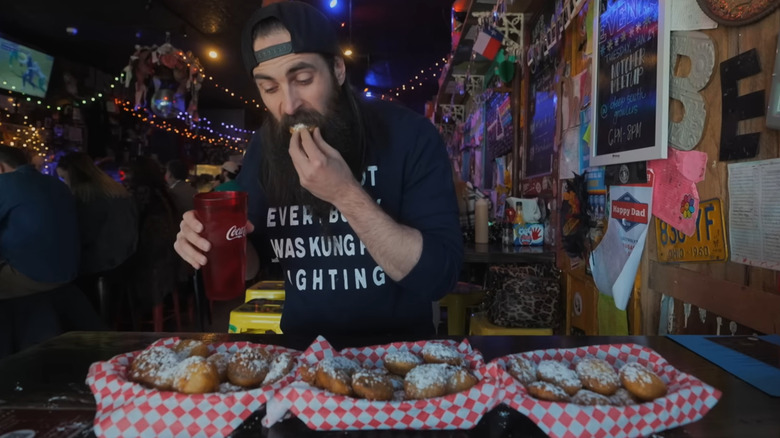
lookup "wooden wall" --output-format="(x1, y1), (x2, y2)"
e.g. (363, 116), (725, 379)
(642, 9), (780, 335)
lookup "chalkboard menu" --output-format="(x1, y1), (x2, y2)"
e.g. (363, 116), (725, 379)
(590, 0), (670, 167)
(526, 63), (556, 177)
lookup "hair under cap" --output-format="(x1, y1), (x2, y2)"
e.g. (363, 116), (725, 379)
(241, 1), (341, 75)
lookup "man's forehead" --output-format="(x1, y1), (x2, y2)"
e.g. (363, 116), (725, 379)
(252, 29), (297, 66)
(252, 51), (324, 78)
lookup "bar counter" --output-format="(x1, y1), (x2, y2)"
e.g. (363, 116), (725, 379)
(0, 331), (777, 437)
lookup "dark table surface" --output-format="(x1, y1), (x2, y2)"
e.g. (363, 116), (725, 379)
(0, 332), (777, 437)
(463, 242), (555, 264)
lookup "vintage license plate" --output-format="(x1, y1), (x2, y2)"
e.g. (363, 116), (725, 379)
(655, 199), (728, 263)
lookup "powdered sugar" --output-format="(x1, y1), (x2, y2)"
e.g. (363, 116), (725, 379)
(537, 360), (579, 387)
(404, 363), (455, 388)
(571, 389), (611, 406)
(620, 362), (655, 384)
(528, 381), (569, 399)
(384, 351), (422, 366)
(319, 357), (360, 378)
(219, 382), (244, 393)
(207, 352), (231, 376)
(576, 358), (619, 386)
(508, 356), (537, 385)
(352, 369), (388, 386)
(421, 343), (462, 362)
(262, 353), (295, 386)
(131, 346), (180, 386)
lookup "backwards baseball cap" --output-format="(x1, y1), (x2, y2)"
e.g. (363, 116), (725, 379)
(241, 1), (341, 76)
(222, 161), (240, 174)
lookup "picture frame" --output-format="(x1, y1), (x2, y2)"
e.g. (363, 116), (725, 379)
(590, 0), (671, 167)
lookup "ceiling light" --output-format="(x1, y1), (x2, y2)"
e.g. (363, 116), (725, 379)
(209, 50), (218, 59)
(329, 0), (338, 8)
(343, 49), (353, 56)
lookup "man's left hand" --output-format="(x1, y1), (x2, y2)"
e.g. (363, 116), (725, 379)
(288, 127), (359, 205)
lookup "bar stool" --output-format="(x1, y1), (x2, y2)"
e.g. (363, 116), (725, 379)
(228, 280), (285, 333)
(438, 282), (485, 336)
(469, 311), (553, 335)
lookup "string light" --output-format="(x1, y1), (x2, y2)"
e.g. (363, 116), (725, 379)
(387, 56), (449, 96)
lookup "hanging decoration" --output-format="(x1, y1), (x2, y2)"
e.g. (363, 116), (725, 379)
(695, 0), (780, 26)
(472, 0), (525, 59)
(122, 35), (204, 122)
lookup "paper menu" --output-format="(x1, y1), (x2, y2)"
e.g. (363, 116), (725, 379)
(728, 159), (780, 270)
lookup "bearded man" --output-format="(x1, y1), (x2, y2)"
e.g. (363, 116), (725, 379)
(174, 1), (462, 336)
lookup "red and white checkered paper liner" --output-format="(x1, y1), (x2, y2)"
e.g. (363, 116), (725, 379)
(492, 343), (721, 438)
(263, 335), (505, 430)
(86, 336), (301, 438)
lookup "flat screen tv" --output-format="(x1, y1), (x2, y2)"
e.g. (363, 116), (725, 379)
(0, 36), (54, 98)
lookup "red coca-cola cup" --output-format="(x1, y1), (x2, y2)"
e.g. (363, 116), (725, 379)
(193, 191), (247, 301)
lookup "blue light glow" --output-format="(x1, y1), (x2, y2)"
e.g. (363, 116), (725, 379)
(329, 0), (337, 8)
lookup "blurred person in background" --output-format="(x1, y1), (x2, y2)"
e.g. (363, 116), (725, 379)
(214, 161), (242, 192)
(164, 159), (198, 308)
(124, 157), (179, 324)
(1, 145), (101, 358)
(165, 159), (197, 215)
(56, 152), (138, 313)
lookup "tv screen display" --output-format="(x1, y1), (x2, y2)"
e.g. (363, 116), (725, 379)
(0, 37), (54, 98)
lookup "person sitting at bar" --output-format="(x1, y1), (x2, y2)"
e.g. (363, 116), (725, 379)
(213, 161), (242, 192)
(165, 159), (197, 216)
(0, 145), (100, 357)
(174, 1), (463, 336)
(56, 152), (138, 284)
(126, 157), (179, 325)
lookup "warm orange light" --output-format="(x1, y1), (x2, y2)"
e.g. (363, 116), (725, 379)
(208, 50), (218, 59)
(343, 49), (353, 56)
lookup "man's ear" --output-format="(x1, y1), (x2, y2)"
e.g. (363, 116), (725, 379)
(334, 56), (346, 86)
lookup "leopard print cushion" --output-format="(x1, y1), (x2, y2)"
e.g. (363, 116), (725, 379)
(485, 264), (562, 329)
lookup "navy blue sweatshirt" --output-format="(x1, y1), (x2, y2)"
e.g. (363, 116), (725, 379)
(0, 165), (80, 284)
(237, 99), (463, 336)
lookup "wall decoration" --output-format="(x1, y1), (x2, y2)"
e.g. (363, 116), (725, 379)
(649, 148), (708, 237)
(485, 92), (513, 187)
(655, 199), (728, 263)
(527, 63), (557, 177)
(669, 31), (715, 151)
(695, 0), (780, 26)
(768, 32), (780, 130)
(590, 170), (654, 310)
(719, 49), (764, 160)
(123, 40), (204, 121)
(590, 0), (671, 166)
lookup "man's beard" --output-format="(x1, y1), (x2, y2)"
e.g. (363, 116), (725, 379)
(261, 82), (361, 223)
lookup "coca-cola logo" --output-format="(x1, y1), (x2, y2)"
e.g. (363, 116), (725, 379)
(226, 225), (246, 241)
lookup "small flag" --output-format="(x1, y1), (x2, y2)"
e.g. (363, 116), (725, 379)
(473, 26), (504, 61)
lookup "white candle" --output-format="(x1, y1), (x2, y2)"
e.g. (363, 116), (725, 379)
(474, 198), (489, 244)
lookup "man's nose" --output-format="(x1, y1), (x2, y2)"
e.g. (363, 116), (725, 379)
(281, 87), (301, 116)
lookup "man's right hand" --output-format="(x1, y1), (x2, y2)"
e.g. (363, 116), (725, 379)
(174, 210), (255, 270)
(174, 211), (211, 270)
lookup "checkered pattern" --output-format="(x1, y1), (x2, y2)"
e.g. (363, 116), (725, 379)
(492, 343), (722, 438)
(86, 337), (301, 438)
(263, 336), (504, 430)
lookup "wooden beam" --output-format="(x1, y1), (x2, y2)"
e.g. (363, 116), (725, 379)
(649, 263), (780, 334)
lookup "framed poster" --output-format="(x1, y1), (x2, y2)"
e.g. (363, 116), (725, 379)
(590, 0), (671, 167)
